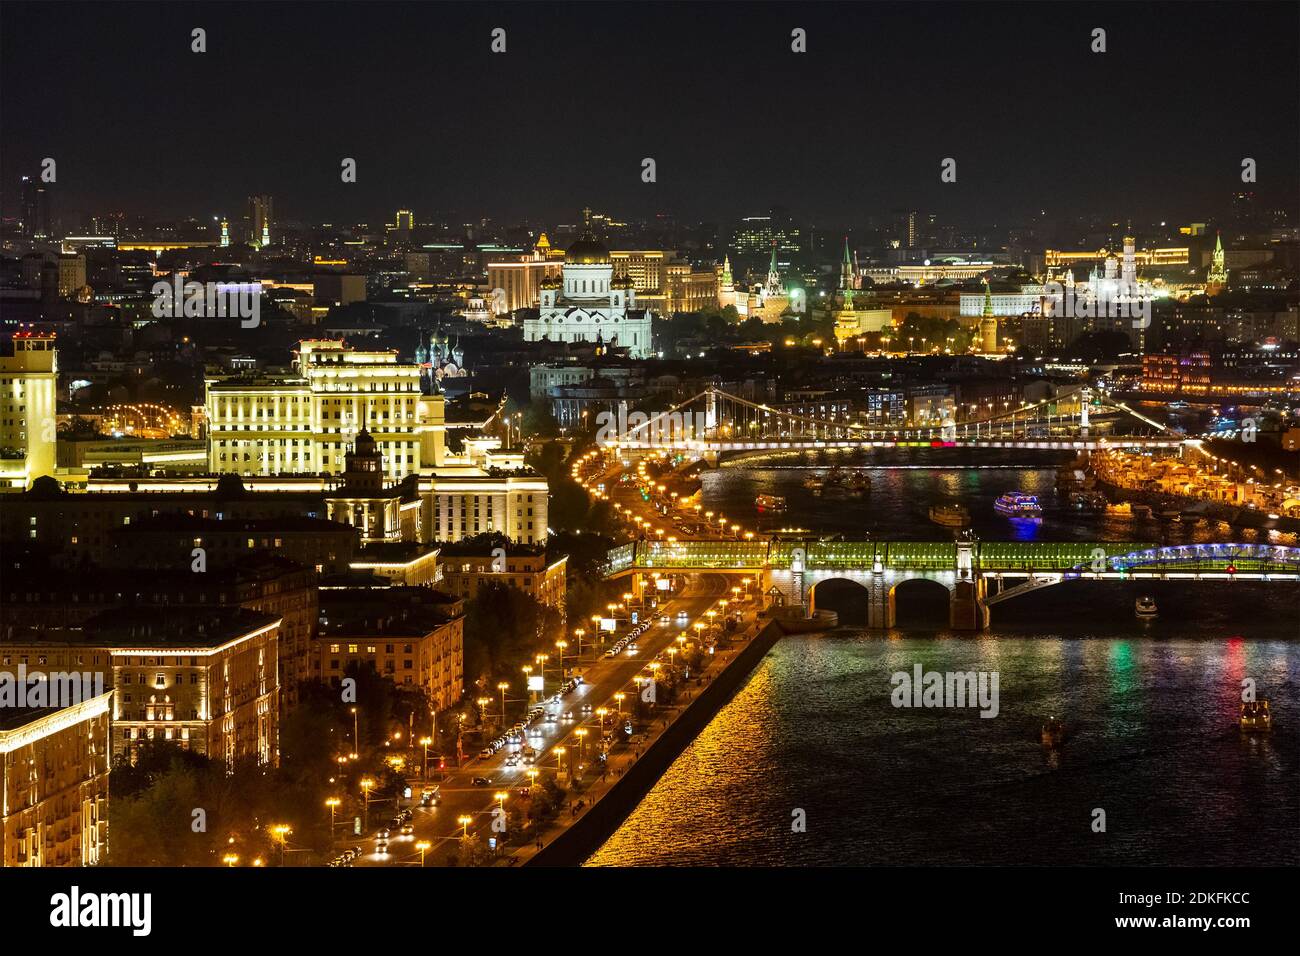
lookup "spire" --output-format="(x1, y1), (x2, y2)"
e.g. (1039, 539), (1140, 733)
(982, 277), (994, 317)
(840, 236), (854, 291)
(1207, 230), (1228, 292)
(765, 241), (782, 297)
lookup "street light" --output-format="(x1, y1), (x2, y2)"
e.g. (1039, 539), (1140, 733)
(416, 840), (431, 867)
(614, 691), (626, 715)
(360, 777), (375, 831)
(555, 640), (568, 678)
(325, 797), (340, 843)
(497, 682), (510, 723)
(419, 736), (433, 779)
(458, 815), (473, 838)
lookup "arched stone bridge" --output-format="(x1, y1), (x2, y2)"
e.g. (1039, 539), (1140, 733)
(603, 539), (1300, 630)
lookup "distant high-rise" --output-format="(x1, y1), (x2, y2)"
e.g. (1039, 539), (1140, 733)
(907, 211), (918, 249)
(19, 175), (52, 240)
(248, 194), (273, 248)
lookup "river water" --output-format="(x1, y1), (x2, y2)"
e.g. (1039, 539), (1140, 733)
(587, 453), (1300, 865)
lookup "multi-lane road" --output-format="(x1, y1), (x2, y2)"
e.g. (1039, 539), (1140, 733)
(351, 572), (734, 866)
(347, 451), (750, 866)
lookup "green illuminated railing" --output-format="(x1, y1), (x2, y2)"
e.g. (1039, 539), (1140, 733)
(604, 540), (1299, 575)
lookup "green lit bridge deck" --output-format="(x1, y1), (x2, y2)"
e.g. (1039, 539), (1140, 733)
(603, 539), (1300, 579)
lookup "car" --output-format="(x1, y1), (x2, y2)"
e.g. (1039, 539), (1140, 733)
(504, 755), (519, 767)
(478, 748), (492, 759)
(376, 838), (389, 854)
(400, 824), (414, 836)
(377, 827), (390, 839)
(421, 787), (440, 807)
(472, 776), (492, 786)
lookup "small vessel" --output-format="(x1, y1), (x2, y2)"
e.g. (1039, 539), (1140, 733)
(843, 473), (871, 496)
(755, 493), (786, 513)
(1157, 508), (1181, 521)
(929, 502), (971, 528)
(1041, 717), (1065, 748)
(1240, 699), (1272, 732)
(1068, 490), (1107, 511)
(1106, 501), (1133, 516)
(801, 475), (825, 493)
(994, 492), (1043, 519)
(1131, 503), (1153, 517)
(1135, 596), (1158, 619)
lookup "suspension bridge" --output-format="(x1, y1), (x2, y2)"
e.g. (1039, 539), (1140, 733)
(599, 386), (1189, 454)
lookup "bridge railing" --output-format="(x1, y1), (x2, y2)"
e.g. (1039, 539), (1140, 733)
(980, 542), (1152, 572)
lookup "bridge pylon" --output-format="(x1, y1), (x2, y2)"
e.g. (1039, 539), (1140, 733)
(950, 535), (990, 630)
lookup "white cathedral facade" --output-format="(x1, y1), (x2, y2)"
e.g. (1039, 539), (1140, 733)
(522, 228), (654, 358)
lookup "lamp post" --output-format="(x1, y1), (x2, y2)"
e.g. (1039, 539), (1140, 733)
(350, 706), (359, 758)
(416, 840), (431, 867)
(419, 736), (433, 779)
(522, 665), (533, 704)
(325, 797), (340, 844)
(555, 640), (568, 679)
(360, 777), (375, 831)
(497, 682), (510, 724)
(614, 691), (625, 715)
(458, 815), (472, 839)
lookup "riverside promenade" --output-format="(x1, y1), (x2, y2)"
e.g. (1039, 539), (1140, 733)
(512, 612), (785, 866)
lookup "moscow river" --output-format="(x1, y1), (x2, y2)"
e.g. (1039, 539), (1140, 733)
(587, 453), (1300, 865)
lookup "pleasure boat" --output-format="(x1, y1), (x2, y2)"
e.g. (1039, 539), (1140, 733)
(994, 493), (1043, 519)
(1240, 699), (1272, 732)
(1135, 596), (1158, 619)
(755, 494), (786, 513)
(929, 503), (971, 528)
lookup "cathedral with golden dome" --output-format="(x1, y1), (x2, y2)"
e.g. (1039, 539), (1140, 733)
(522, 210), (655, 358)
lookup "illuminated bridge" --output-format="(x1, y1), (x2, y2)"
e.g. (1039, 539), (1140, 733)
(600, 386), (1191, 455)
(604, 539), (1300, 630)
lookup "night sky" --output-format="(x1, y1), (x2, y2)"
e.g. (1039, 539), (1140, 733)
(2, 1), (1297, 227)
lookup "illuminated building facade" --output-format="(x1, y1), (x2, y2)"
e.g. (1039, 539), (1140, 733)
(523, 214), (655, 358)
(486, 234), (564, 313)
(205, 339), (442, 481)
(0, 332), (58, 491)
(316, 588), (464, 709)
(1, 609), (280, 768)
(0, 693), (112, 868)
(438, 547), (567, 616)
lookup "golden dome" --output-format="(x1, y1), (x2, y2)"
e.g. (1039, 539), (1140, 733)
(565, 234), (610, 264)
